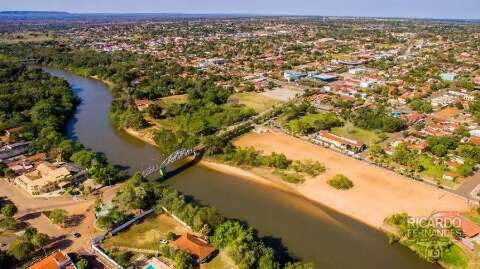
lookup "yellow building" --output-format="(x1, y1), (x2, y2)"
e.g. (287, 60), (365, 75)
(14, 162), (71, 195)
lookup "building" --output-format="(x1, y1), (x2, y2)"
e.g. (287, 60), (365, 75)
(0, 142), (30, 161)
(134, 99), (151, 111)
(27, 250), (76, 269)
(283, 70), (307, 82)
(14, 162), (73, 195)
(310, 131), (367, 154)
(348, 67), (366, 75)
(5, 153), (47, 175)
(310, 73), (338, 82)
(172, 233), (216, 264)
(440, 72), (456, 82)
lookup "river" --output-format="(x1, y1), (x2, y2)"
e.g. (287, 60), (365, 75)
(45, 67), (438, 269)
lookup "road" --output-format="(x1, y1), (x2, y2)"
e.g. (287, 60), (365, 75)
(0, 179), (122, 256)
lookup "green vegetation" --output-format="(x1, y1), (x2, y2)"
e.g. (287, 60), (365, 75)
(385, 213), (470, 267)
(331, 122), (385, 145)
(103, 214), (187, 250)
(7, 227), (49, 264)
(0, 59), (120, 186)
(98, 173), (312, 268)
(327, 174), (354, 190)
(46, 208), (68, 227)
(273, 170), (306, 183)
(287, 112), (343, 134)
(218, 147), (325, 183)
(290, 159), (326, 176)
(350, 108), (406, 133)
(229, 92), (281, 112)
(409, 99), (433, 113)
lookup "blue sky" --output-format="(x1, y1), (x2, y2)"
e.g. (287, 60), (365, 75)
(2, 0), (479, 19)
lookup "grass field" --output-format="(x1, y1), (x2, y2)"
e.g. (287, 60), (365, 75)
(331, 122), (383, 145)
(441, 244), (470, 269)
(230, 92), (282, 112)
(158, 94), (188, 107)
(102, 214), (188, 250)
(418, 155), (445, 179)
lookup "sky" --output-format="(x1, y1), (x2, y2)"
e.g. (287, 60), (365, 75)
(1, 0), (479, 20)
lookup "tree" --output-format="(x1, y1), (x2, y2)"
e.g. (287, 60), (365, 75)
(8, 239), (33, 261)
(31, 233), (49, 255)
(174, 251), (194, 269)
(1, 204), (17, 217)
(70, 150), (96, 167)
(49, 209), (68, 226)
(76, 257), (89, 269)
(148, 104), (163, 119)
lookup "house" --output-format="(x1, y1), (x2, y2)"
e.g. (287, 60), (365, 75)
(310, 131), (367, 154)
(431, 94), (455, 109)
(432, 212), (480, 238)
(348, 67), (366, 75)
(405, 112), (425, 125)
(134, 99), (151, 111)
(172, 233), (216, 263)
(27, 250), (76, 269)
(14, 162), (74, 195)
(468, 136), (480, 146)
(5, 153), (47, 175)
(0, 142), (31, 161)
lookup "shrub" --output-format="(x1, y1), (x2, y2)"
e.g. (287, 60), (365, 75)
(274, 170), (305, 184)
(327, 174), (354, 190)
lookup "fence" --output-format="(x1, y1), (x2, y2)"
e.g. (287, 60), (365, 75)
(111, 209), (154, 235)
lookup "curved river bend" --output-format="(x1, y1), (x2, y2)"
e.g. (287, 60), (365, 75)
(46, 67), (438, 269)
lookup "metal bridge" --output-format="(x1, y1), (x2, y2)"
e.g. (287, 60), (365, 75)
(141, 147), (200, 178)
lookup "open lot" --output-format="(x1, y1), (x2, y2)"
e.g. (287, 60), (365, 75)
(331, 122), (383, 145)
(157, 94), (188, 107)
(229, 92), (282, 112)
(234, 131), (470, 228)
(102, 213), (188, 250)
(260, 86), (302, 102)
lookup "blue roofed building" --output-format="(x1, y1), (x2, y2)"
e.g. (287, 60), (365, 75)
(284, 70), (307, 82)
(310, 73), (338, 82)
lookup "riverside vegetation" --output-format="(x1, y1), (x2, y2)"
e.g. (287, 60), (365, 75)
(0, 45), (315, 268)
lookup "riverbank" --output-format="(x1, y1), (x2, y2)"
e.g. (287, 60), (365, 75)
(234, 131), (471, 229)
(123, 125), (471, 229)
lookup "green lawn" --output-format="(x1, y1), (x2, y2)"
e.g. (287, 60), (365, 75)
(331, 122), (383, 145)
(441, 244), (469, 269)
(229, 92), (282, 113)
(102, 214), (188, 250)
(417, 155), (459, 188)
(418, 155), (445, 179)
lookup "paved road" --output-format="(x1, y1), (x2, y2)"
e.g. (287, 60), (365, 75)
(454, 171), (480, 199)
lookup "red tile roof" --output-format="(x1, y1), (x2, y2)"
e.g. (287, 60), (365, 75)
(172, 234), (216, 262)
(28, 251), (75, 269)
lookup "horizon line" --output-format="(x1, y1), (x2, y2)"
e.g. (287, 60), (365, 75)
(1, 10), (479, 21)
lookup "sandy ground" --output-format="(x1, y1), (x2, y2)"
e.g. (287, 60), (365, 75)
(125, 128), (157, 145)
(233, 131), (471, 228)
